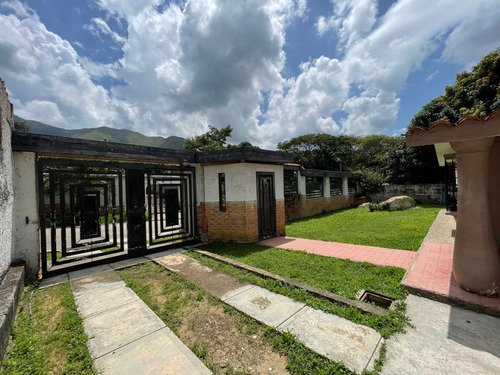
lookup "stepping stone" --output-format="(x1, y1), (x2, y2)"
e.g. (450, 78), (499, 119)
(222, 285), (305, 327)
(278, 306), (382, 374)
(95, 328), (211, 375)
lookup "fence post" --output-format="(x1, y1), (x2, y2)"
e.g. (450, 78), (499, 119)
(324, 177), (330, 198)
(342, 177), (348, 196)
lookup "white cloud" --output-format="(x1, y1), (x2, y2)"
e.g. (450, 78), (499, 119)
(0, 8), (129, 129)
(0, 0), (36, 19)
(441, 0), (500, 66)
(1, 0), (499, 150)
(16, 99), (65, 124)
(84, 17), (125, 44)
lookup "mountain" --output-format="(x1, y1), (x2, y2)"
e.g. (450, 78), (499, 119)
(13, 115), (186, 150)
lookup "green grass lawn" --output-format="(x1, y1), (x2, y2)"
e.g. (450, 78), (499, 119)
(1, 282), (96, 375)
(189, 244), (408, 338)
(286, 205), (442, 251)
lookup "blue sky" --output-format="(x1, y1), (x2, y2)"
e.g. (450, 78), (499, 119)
(0, 0), (499, 148)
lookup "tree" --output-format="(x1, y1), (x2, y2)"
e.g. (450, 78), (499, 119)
(14, 121), (30, 133)
(277, 134), (357, 170)
(277, 133), (442, 193)
(183, 125), (233, 151)
(409, 48), (500, 128)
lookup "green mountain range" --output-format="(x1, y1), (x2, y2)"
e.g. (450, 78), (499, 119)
(14, 115), (186, 150)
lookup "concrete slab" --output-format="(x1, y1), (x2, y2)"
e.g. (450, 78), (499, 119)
(279, 306), (382, 374)
(155, 254), (248, 297)
(39, 273), (69, 289)
(221, 285), (256, 301)
(84, 300), (165, 358)
(223, 285), (305, 327)
(382, 294), (500, 375)
(95, 327), (211, 375)
(145, 248), (183, 260)
(108, 257), (149, 270)
(68, 264), (113, 281)
(73, 286), (139, 318)
(71, 270), (125, 294)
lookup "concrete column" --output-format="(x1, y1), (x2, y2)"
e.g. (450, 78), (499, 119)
(451, 138), (500, 296)
(298, 173), (306, 196)
(342, 177), (348, 196)
(13, 152), (40, 278)
(324, 177), (330, 198)
(0, 78), (14, 281)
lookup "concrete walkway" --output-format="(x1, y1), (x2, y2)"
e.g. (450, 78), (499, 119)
(41, 259), (211, 375)
(382, 294), (500, 374)
(260, 237), (416, 270)
(153, 252), (383, 374)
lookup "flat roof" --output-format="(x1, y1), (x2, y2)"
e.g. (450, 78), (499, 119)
(11, 132), (294, 164)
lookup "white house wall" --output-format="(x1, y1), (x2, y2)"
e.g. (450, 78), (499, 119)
(13, 152), (39, 277)
(203, 163), (284, 203)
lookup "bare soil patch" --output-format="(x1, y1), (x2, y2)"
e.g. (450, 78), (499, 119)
(118, 262), (289, 374)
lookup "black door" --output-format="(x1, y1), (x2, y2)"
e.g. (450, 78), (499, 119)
(257, 173), (276, 240)
(80, 191), (101, 239)
(127, 169), (146, 251)
(164, 188), (180, 227)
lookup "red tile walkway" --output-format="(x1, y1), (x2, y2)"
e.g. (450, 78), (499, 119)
(402, 242), (500, 314)
(259, 237), (416, 270)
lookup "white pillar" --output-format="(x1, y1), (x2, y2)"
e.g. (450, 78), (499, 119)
(298, 173), (306, 196)
(324, 177), (330, 198)
(342, 177), (348, 196)
(13, 152), (40, 278)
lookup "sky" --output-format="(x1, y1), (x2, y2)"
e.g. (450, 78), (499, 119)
(0, 0), (499, 149)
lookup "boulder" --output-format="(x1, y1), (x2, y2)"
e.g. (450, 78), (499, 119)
(358, 202), (371, 208)
(381, 195), (416, 211)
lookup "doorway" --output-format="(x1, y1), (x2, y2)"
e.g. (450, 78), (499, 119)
(257, 172), (276, 240)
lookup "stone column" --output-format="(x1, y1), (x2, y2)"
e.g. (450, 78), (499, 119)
(451, 138), (500, 296)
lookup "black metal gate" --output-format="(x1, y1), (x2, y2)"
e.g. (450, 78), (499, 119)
(39, 157), (197, 276)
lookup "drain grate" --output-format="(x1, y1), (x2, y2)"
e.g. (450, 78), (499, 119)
(357, 290), (396, 310)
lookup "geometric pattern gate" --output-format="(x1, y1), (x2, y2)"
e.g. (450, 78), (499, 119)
(38, 157), (196, 277)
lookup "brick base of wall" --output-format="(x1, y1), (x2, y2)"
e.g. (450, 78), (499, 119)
(285, 194), (354, 222)
(198, 199), (286, 243)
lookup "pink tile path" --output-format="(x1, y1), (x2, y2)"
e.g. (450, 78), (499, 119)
(402, 242), (500, 312)
(259, 237), (416, 270)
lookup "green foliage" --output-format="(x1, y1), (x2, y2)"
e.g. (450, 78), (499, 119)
(183, 125), (233, 151)
(277, 134), (357, 170)
(410, 48), (500, 128)
(278, 133), (441, 192)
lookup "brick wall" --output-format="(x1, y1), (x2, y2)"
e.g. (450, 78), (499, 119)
(200, 201), (259, 243)
(285, 194), (354, 222)
(276, 199), (285, 236)
(198, 198), (286, 243)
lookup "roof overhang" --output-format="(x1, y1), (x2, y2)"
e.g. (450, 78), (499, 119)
(405, 111), (500, 147)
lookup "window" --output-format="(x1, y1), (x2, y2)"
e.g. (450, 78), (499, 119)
(306, 176), (323, 199)
(330, 177), (342, 196)
(218, 173), (226, 212)
(348, 178), (357, 195)
(284, 170), (298, 197)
